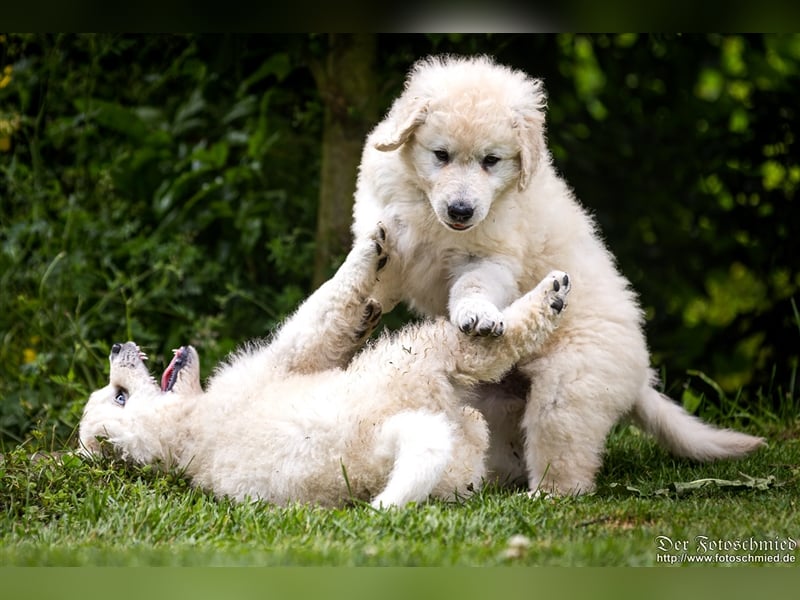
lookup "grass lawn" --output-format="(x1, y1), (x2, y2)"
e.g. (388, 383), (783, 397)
(2, 418), (797, 567)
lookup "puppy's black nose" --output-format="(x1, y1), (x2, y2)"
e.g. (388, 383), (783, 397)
(111, 343), (122, 356)
(447, 201), (474, 222)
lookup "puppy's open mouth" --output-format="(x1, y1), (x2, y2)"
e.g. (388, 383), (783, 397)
(447, 222), (473, 231)
(161, 346), (189, 392)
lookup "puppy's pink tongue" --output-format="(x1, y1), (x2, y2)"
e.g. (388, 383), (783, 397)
(161, 348), (183, 392)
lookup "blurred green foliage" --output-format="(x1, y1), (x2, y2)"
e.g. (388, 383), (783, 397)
(540, 34), (799, 397)
(0, 34), (798, 444)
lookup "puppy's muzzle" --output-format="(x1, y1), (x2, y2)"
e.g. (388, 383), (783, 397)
(446, 201), (475, 230)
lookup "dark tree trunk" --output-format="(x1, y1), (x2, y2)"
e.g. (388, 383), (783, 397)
(310, 34), (379, 289)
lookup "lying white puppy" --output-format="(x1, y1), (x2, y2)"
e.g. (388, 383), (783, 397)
(79, 225), (572, 508)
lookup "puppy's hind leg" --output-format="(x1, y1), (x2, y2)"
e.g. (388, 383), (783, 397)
(265, 224), (389, 374)
(371, 411), (454, 508)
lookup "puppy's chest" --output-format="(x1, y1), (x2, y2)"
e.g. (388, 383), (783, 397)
(394, 243), (487, 315)
(399, 254), (451, 315)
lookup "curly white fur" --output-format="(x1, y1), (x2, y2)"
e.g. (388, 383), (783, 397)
(79, 225), (572, 507)
(351, 55), (765, 495)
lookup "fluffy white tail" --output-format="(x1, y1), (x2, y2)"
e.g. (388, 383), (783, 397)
(632, 387), (766, 461)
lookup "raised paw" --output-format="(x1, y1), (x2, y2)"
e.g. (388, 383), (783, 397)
(343, 223), (391, 297)
(544, 271), (571, 314)
(452, 298), (505, 337)
(353, 298), (383, 341)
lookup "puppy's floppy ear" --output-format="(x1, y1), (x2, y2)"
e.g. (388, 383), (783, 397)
(512, 78), (548, 191)
(373, 98), (429, 152)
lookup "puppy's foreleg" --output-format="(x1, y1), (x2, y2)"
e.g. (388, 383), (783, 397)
(449, 258), (519, 337)
(266, 224), (388, 373)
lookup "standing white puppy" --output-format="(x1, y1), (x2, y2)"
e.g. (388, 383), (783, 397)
(351, 55), (764, 495)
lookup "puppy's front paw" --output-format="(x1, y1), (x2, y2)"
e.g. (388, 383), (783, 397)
(452, 299), (505, 336)
(346, 223), (391, 294)
(543, 271), (571, 314)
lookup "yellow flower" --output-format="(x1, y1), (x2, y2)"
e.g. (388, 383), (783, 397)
(0, 65), (12, 89)
(0, 113), (20, 152)
(23, 348), (37, 364)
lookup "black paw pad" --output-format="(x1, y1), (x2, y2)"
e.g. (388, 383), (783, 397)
(363, 301), (381, 321)
(550, 297), (564, 313)
(475, 321), (504, 336)
(477, 323), (494, 336)
(459, 318), (477, 334)
(354, 300), (383, 340)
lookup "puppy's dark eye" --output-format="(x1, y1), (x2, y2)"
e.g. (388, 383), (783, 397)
(114, 388), (127, 407)
(482, 155), (500, 168)
(434, 149), (450, 164)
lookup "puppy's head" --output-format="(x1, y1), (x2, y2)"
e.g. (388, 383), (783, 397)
(78, 342), (201, 462)
(373, 55), (547, 232)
